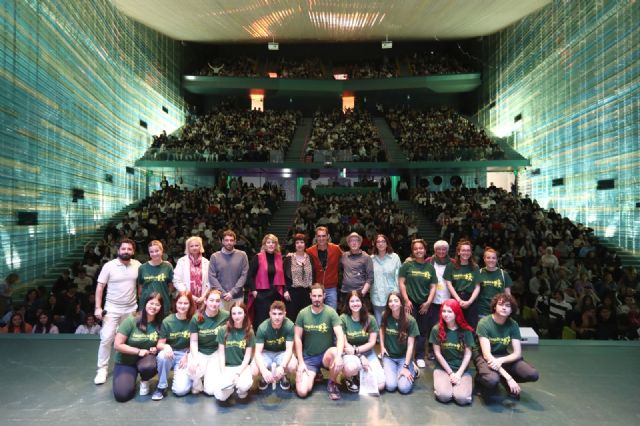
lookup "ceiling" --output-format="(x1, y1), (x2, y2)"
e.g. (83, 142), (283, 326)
(112, 0), (550, 43)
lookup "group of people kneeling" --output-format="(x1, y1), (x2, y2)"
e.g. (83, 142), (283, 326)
(112, 283), (538, 404)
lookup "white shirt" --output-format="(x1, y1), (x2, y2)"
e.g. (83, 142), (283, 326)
(97, 258), (141, 314)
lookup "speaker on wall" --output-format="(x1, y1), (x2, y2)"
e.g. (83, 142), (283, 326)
(17, 211), (38, 226)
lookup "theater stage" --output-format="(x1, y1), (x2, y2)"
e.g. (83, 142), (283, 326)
(0, 336), (638, 425)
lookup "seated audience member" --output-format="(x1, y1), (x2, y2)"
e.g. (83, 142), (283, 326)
(0, 312), (32, 334)
(112, 293), (164, 402)
(32, 311), (59, 334)
(75, 314), (102, 335)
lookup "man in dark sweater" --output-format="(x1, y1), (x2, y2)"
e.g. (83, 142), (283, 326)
(208, 230), (249, 310)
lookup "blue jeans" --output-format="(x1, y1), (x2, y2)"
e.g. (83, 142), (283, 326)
(373, 306), (385, 329)
(156, 349), (192, 395)
(382, 356), (415, 394)
(324, 287), (338, 310)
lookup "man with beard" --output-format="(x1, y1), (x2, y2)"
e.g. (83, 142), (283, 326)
(208, 230), (249, 310)
(294, 284), (344, 400)
(93, 239), (141, 384)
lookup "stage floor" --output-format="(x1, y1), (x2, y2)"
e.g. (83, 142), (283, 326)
(0, 336), (638, 425)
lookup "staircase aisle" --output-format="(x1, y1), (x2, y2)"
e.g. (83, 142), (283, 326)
(269, 201), (300, 250)
(373, 117), (406, 162)
(285, 118), (313, 161)
(396, 200), (441, 246)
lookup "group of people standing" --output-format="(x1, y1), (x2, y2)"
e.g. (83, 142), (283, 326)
(93, 228), (538, 405)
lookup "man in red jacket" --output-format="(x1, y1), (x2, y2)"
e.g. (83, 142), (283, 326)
(306, 226), (342, 309)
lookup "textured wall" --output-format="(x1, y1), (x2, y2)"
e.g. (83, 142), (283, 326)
(477, 0), (639, 254)
(0, 0), (185, 280)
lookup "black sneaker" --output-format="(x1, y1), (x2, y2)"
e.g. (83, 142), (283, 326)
(258, 379), (269, 391)
(279, 376), (291, 390)
(344, 378), (359, 393)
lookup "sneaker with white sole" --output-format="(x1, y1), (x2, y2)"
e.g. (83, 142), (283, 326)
(279, 376), (291, 391)
(416, 359), (426, 368)
(344, 377), (359, 393)
(151, 388), (166, 401)
(94, 368), (107, 385)
(139, 381), (150, 396)
(258, 379), (269, 391)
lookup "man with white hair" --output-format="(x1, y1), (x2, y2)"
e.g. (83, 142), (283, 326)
(421, 239), (452, 367)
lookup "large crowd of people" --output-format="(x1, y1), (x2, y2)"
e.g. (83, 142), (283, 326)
(413, 185), (639, 341)
(287, 192), (415, 257)
(191, 51), (474, 79)
(142, 108), (301, 162)
(3, 176), (637, 409)
(306, 109), (387, 162)
(386, 106), (505, 161)
(87, 229), (539, 404)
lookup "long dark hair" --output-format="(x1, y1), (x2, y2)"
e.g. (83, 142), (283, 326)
(341, 290), (371, 332)
(225, 301), (252, 345)
(137, 292), (165, 332)
(34, 311), (53, 333)
(8, 312), (27, 333)
(382, 291), (409, 344)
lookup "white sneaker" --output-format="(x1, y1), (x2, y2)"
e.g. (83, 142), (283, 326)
(94, 368), (107, 385)
(139, 381), (150, 396)
(416, 359), (426, 368)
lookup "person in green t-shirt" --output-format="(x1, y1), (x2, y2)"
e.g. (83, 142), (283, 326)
(188, 289), (229, 396)
(294, 284), (345, 400)
(137, 240), (174, 315)
(429, 299), (475, 405)
(399, 239), (438, 365)
(444, 239), (481, 328)
(477, 247), (512, 316)
(251, 300), (297, 392)
(214, 301), (255, 401)
(380, 291), (419, 394)
(475, 293), (539, 399)
(340, 291), (385, 393)
(112, 292), (164, 402)
(153, 291), (196, 400)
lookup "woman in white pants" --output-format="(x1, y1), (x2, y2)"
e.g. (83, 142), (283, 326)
(214, 302), (254, 401)
(188, 289), (229, 395)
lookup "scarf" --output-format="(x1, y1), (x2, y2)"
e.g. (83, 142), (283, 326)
(189, 254), (203, 297)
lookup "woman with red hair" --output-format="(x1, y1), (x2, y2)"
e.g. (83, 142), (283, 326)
(428, 299), (475, 405)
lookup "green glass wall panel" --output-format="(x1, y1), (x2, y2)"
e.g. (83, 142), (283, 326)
(0, 0), (185, 280)
(477, 0), (639, 254)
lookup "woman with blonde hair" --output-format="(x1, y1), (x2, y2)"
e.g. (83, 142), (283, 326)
(247, 234), (285, 330)
(174, 236), (210, 308)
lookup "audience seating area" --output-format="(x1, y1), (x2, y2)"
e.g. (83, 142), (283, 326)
(386, 106), (505, 161)
(142, 108), (301, 162)
(413, 186), (639, 340)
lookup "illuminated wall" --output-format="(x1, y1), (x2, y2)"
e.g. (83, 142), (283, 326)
(477, 0), (639, 254)
(0, 0), (185, 280)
